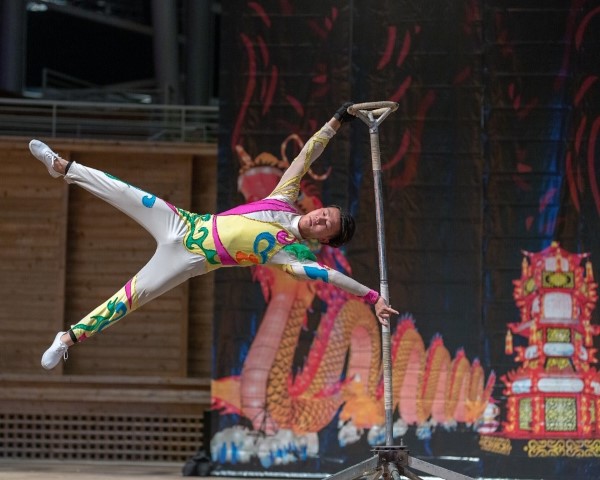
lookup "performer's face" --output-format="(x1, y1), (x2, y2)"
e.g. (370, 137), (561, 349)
(298, 207), (341, 243)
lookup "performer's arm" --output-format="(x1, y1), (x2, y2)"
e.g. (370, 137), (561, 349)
(268, 118), (340, 202)
(273, 259), (398, 325)
(268, 103), (355, 202)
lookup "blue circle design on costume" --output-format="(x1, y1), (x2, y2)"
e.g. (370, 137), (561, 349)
(254, 232), (276, 263)
(104, 172), (156, 208)
(303, 266), (329, 283)
(142, 194), (156, 208)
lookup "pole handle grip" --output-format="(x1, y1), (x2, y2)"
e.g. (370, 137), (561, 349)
(348, 101), (399, 117)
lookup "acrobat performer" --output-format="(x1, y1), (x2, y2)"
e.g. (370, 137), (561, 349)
(30, 103), (399, 370)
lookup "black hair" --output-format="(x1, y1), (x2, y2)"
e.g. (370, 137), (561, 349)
(327, 205), (356, 248)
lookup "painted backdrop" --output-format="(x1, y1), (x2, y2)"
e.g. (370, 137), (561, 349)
(209, 1), (600, 479)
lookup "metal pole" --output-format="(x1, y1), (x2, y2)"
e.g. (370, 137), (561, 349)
(371, 119), (393, 446)
(348, 101), (398, 446)
(324, 102), (476, 480)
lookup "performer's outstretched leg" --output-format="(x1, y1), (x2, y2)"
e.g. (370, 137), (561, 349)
(30, 140), (186, 243)
(29, 140), (207, 369)
(69, 238), (199, 334)
(64, 162), (189, 243)
(41, 242), (204, 369)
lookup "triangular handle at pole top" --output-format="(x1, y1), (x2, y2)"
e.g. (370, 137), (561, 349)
(348, 101), (399, 118)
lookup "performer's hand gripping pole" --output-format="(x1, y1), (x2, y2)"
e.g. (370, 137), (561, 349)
(348, 101), (399, 446)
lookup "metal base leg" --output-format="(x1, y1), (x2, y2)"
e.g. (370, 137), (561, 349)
(325, 445), (475, 480)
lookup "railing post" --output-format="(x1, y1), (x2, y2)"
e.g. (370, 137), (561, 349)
(181, 107), (186, 142)
(52, 103), (57, 137)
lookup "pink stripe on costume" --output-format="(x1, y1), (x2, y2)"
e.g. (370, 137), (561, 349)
(363, 290), (379, 305)
(220, 198), (298, 216)
(212, 216), (237, 266)
(164, 200), (179, 214)
(125, 278), (134, 309)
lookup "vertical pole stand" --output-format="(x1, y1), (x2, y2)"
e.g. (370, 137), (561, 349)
(324, 102), (475, 480)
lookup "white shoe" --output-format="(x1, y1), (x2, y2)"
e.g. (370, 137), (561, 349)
(29, 139), (63, 178)
(41, 332), (69, 370)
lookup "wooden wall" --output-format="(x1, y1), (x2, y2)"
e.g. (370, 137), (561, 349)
(0, 136), (217, 462)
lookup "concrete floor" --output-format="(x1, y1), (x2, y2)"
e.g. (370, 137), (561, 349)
(0, 460), (184, 479)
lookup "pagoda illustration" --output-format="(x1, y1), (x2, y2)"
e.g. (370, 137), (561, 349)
(505, 242), (600, 436)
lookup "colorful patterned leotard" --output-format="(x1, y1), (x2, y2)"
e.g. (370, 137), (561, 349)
(63, 123), (378, 341)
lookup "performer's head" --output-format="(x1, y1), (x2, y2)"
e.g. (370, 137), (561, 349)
(298, 205), (355, 248)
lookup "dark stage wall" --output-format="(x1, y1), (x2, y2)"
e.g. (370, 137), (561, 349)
(209, 2), (600, 479)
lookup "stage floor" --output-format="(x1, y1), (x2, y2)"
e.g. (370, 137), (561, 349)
(0, 460), (184, 480)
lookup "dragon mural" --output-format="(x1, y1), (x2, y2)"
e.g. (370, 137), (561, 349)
(210, 132), (496, 467)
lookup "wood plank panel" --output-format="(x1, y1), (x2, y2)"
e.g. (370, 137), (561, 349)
(0, 148), (68, 373)
(187, 154), (217, 378)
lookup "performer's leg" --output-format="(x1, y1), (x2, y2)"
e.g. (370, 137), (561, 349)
(30, 140), (208, 368)
(64, 163), (187, 243)
(41, 242), (207, 369)
(29, 140), (184, 243)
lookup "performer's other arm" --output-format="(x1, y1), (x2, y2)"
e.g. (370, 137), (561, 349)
(275, 261), (399, 326)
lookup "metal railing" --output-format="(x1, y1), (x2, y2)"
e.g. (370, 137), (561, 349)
(40, 69), (163, 104)
(0, 98), (219, 143)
